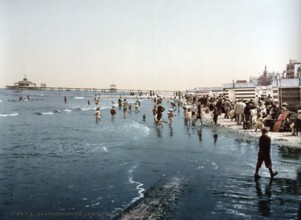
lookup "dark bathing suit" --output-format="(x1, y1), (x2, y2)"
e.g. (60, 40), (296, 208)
(256, 134), (272, 169)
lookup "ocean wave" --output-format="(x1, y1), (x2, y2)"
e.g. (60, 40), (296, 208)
(129, 121), (150, 137)
(34, 111), (54, 115)
(101, 146), (108, 153)
(0, 112), (19, 117)
(56, 143), (110, 155)
(111, 121), (150, 142)
(74, 106), (95, 111)
(128, 165), (145, 205)
(74, 105), (115, 111)
(81, 107), (95, 111)
(63, 109), (72, 113)
(100, 107), (111, 110)
(42, 112), (54, 115)
(74, 96), (85, 99)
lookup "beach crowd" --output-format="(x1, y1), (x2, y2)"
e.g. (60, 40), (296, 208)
(87, 92), (301, 138)
(181, 93), (301, 136)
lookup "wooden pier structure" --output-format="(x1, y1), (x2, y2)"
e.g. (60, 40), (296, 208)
(5, 76), (184, 97)
(5, 85), (182, 97)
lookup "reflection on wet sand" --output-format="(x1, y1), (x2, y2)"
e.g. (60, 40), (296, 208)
(197, 128), (202, 142)
(155, 126), (162, 138)
(213, 134), (218, 144)
(256, 178), (272, 217)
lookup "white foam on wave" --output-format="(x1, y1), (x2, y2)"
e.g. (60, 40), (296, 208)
(81, 143), (110, 154)
(0, 112), (19, 117)
(64, 109), (72, 113)
(42, 111), (54, 115)
(80, 107), (95, 111)
(113, 121), (150, 143)
(101, 146), (108, 152)
(0, 100), (2, 103)
(129, 121), (150, 137)
(74, 96), (85, 99)
(128, 165), (145, 204)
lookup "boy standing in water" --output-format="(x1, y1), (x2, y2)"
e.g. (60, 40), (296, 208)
(110, 106), (116, 119)
(118, 97), (122, 109)
(254, 128), (278, 179)
(212, 106), (219, 125)
(168, 109), (173, 125)
(156, 100), (165, 126)
(123, 99), (129, 118)
(152, 105), (157, 123)
(95, 107), (101, 123)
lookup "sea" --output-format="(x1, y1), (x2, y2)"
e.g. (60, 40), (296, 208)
(0, 88), (301, 220)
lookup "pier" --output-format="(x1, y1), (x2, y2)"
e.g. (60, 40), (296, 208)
(5, 85), (181, 97)
(5, 75), (182, 97)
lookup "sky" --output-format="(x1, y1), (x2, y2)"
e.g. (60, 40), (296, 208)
(0, 0), (300, 91)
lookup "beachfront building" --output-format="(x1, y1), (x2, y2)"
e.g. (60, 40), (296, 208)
(187, 87), (223, 96)
(110, 84), (117, 93)
(222, 78), (301, 110)
(223, 81), (256, 102)
(270, 60), (301, 110)
(273, 78), (301, 111)
(222, 60), (301, 109)
(255, 85), (274, 100)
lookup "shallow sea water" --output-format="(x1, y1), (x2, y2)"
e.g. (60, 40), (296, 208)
(0, 89), (300, 220)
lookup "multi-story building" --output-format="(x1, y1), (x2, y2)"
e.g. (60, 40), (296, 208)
(221, 60), (301, 110)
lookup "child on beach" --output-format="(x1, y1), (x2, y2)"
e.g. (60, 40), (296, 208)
(118, 97), (122, 109)
(123, 99), (129, 117)
(152, 105), (157, 123)
(191, 104), (197, 126)
(95, 107), (101, 123)
(156, 100), (165, 126)
(110, 106), (116, 119)
(135, 99), (140, 112)
(129, 103), (132, 113)
(213, 107), (219, 125)
(255, 114), (264, 132)
(168, 109), (173, 124)
(185, 108), (192, 126)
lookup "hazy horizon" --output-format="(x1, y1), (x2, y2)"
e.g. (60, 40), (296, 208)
(1, 0), (300, 90)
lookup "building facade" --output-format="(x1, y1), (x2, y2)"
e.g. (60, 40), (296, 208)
(9, 75), (37, 88)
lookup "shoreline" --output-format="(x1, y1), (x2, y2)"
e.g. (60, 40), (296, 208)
(202, 113), (301, 148)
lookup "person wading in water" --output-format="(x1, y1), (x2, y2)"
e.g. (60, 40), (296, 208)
(254, 128), (278, 179)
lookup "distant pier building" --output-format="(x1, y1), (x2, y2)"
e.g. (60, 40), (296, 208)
(110, 84), (117, 93)
(6, 75), (37, 89)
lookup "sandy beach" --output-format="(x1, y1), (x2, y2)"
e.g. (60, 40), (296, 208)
(203, 112), (301, 148)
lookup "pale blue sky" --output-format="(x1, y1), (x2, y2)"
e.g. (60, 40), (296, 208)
(1, 0), (300, 90)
